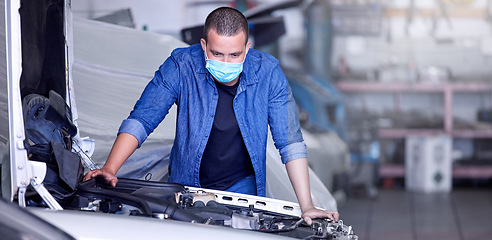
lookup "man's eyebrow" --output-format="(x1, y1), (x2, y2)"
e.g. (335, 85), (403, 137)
(210, 49), (223, 55)
(210, 49), (243, 56)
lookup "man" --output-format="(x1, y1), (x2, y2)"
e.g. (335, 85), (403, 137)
(84, 6), (339, 224)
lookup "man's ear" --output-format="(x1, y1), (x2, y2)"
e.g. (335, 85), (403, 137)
(246, 40), (251, 54)
(200, 38), (206, 52)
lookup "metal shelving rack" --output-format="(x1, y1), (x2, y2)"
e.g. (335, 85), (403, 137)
(336, 81), (492, 179)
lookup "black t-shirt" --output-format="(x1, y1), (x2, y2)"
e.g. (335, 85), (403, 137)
(199, 80), (254, 190)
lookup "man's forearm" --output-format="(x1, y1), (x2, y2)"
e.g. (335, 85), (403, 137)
(103, 132), (139, 174)
(285, 158), (315, 212)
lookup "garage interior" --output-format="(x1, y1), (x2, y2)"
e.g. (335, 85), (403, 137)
(2, 0), (492, 239)
(70, 1), (492, 238)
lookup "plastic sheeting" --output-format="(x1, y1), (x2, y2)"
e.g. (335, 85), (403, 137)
(72, 18), (185, 181)
(71, 17), (337, 210)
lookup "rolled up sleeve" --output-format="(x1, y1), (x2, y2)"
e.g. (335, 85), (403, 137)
(118, 118), (149, 148)
(279, 141), (307, 164)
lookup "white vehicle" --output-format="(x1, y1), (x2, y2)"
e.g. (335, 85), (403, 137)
(0, 0), (357, 239)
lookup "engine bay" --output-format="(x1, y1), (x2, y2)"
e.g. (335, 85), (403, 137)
(63, 177), (359, 240)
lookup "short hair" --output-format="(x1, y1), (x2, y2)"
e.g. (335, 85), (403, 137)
(203, 7), (249, 45)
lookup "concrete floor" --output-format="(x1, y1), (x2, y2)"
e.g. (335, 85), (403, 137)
(338, 188), (492, 240)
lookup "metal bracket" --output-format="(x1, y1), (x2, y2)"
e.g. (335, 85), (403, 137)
(18, 186), (26, 207)
(72, 138), (98, 170)
(31, 177), (63, 210)
(187, 186), (303, 217)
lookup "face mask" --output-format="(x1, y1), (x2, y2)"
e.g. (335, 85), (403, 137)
(204, 45), (246, 83)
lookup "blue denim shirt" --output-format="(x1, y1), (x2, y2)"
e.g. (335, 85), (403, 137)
(118, 44), (307, 196)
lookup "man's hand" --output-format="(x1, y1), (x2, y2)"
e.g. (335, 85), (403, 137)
(285, 158), (341, 225)
(82, 133), (138, 187)
(301, 207), (340, 225)
(83, 167), (118, 187)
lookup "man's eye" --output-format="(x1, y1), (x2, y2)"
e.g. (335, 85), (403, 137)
(213, 52), (221, 56)
(232, 54), (239, 57)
